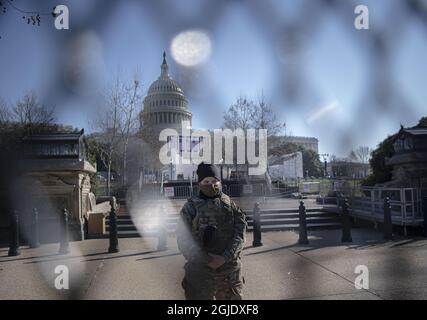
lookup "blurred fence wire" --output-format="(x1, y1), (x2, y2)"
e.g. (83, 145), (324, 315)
(1, 0), (426, 152)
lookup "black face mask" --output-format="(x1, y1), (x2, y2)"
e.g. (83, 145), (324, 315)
(200, 183), (221, 198)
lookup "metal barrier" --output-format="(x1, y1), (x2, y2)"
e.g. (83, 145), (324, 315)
(269, 186), (299, 197)
(169, 185), (195, 199)
(140, 183), (271, 199)
(316, 197), (339, 206)
(343, 187), (424, 227)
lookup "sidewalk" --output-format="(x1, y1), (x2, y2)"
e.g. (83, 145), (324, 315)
(1, 228), (427, 300)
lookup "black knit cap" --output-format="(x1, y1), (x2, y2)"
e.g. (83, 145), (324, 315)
(196, 162), (221, 182)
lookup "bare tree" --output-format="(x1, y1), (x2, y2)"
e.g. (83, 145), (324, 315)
(253, 94), (284, 136)
(90, 79), (123, 195)
(223, 95), (256, 131)
(353, 146), (372, 177)
(90, 73), (144, 193)
(354, 146), (372, 164)
(222, 96), (255, 178)
(224, 94), (284, 134)
(116, 74), (143, 186)
(12, 91), (55, 125)
(348, 150), (358, 162)
(223, 94), (284, 179)
(0, 98), (11, 123)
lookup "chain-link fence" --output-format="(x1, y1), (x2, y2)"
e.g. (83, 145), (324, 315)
(2, 0), (426, 152)
(1, 0), (427, 301)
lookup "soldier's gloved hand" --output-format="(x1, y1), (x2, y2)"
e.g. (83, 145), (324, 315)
(207, 253), (226, 270)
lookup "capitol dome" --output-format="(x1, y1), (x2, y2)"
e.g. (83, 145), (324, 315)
(147, 77), (184, 95)
(140, 52), (192, 132)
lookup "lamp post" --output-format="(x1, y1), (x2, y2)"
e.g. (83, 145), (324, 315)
(320, 154), (329, 178)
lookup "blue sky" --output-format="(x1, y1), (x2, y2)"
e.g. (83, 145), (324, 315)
(0, 0), (426, 157)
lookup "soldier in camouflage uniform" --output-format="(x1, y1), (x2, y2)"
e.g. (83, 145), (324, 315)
(177, 163), (247, 300)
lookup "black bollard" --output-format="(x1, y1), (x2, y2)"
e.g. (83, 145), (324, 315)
(108, 198), (119, 253)
(30, 208), (40, 248)
(59, 208), (70, 254)
(252, 202), (263, 247)
(383, 197), (393, 240)
(298, 201), (309, 245)
(8, 210), (20, 257)
(341, 198), (353, 243)
(423, 197), (427, 238)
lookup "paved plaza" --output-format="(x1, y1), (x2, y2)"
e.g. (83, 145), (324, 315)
(1, 226), (427, 300)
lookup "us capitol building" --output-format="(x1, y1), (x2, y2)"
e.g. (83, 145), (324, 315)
(139, 52), (319, 182)
(140, 52), (192, 133)
(139, 52), (197, 181)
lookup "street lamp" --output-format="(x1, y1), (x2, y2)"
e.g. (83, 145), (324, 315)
(320, 153), (329, 178)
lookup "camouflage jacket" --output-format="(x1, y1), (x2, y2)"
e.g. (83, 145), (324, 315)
(176, 193), (247, 274)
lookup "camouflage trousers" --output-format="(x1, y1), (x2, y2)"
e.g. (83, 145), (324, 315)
(182, 268), (244, 300)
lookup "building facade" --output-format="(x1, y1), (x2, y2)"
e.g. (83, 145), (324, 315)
(326, 160), (370, 179)
(280, 136), (319, 153)
(22, 130), (96, 242)
(386, 126), (427, 188)
(268, 135), (319, 154)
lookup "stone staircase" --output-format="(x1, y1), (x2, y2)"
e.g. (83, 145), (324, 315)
(104, 206), (341, 238)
